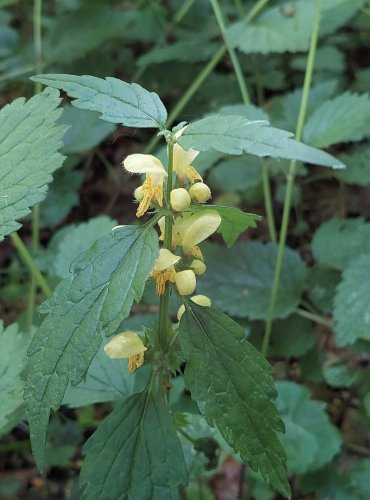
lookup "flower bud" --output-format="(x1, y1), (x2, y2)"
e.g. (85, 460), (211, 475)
(190, 259), (206, 275)
(170, 188), (191, 212)
(177, 294), (211, 321)
(189, 182), (211, 203)
(104, 331), (147, 359)
(134, 185), (144, 202)
(174, 269), (196, 296)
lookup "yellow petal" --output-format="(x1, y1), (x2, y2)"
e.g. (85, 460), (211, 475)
(104, 331), (147, 359)
(154, 248), (180, 271)
(180, 210), (221, 255)
(170, 188), (191, 212)
(177, 294), (211, 321)
(123, 154), (167, 180)
(172, 126), (199, 179)
(175, 269), (196, 296)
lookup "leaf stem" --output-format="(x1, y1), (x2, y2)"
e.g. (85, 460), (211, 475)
(210, 0), (250, 104)
(261, 162), (277, 243)
(158, 141), (175, 350)
(262, 0), (322, 357)
(295, 308), (333, 329)
(10, 233), (52, 298)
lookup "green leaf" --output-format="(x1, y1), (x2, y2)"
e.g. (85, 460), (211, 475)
(303, 92), (370, 148)
(276, 381), (341, 475)
(0, 322), (33, 435)
(137, 40), (219, 66)
(334, 253), (370, 346)
(0, 88), (66, 241)
(306, 265), (341, 314)
(63, 339), (150, 407)
(323, 363), (358, 388)
(208, 156), (262, 193)
(227, 2), (315, 55)
(334, 145), (370, 186)
(177, 115), (343, 168)
(199, 242), (305, 320)
(179, 304), (290, 498)
(25, 225), (159, 468)
(32, 74), (168, 130)
(80, 390), (187, 499)
(312, 217), (370, 271)
(59, 105), (115, 154)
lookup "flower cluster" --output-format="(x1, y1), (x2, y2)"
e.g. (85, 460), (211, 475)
(104, 127), (220, 371)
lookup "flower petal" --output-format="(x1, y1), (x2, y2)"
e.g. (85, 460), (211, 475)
(181, 210), (221, 254)
(123, 154), (167, 177)
(154, 248), (180, 271)
(104, 331), (147, 359)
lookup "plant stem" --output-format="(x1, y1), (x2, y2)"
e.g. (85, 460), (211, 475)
(10, 233), (52, 298)
(144, 0), (270, 154)
(173, 0), (195, 23)
(262, 0), (322, 357)
(157, 142), (174, 350)
(33, 0), (42, 91)
(210, 0), (250, 104)
(261, 162), (277, 243)
(295, 308), (333, 328)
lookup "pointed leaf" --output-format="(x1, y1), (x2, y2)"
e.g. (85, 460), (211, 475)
(32, 74), (167, 129)
(80, 390), (187, 499)
(177, 115), (343, 168)
(25, 225), (159, 468)
(179, 304), (290, 498)
(0, 88), (66, 241)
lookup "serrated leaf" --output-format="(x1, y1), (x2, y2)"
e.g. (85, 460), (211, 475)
(227, 2), (315, 55)
(0, 322), (33, 435)
(63, 339), (150, 407)
(303, 92), (370, 148)
(334, 145), (370, 186)
(312, 217), (370, 271)
(0, 88), (66, 241)
(32, 74), (168, 129)
(198, 242), (305, 320)
(177, 115), (343, 168)
(25, 225), (159, 468)
(179, 304), (290, 498)
(80, 390), (187, 499)
(137, 40), (219, 66)
(306, 265), (341, 314)
(276, 381), (341, 474)
(59, 105), (115, 154)
(208, 156), (262, 193)
(334, 253), (370, 346)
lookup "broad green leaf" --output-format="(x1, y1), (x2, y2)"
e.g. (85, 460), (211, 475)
(0, 88), (66, 241)
(32, 74), (168, 130)
(276, 381), (341, 474)
(63, 340), (150, 407)
(334, 253), (370, 346)
(312, 217), (370, 271)
(300, 465), (356, 499)
(217, 103), (270, 122)
(179, 304), (290, 498)
(334, 145), (370, 186)
(323, 363), (358, 388)
(208, 156), (262, 193)
(198, 242), (305, 320)
(291, 46), (345, 74)
(80, 390), (187, 499)
(0, 322), (32, 435)
(25, 225), (159, 468)
(306, 265), (341, 314)
(177, 115), (344, 168)
(59, 105), (115, 154)
(227, 2), (315, 55)
(303, 93), (370, 148)
(49, 215), (117, 279)
(137, 40), (218, 66)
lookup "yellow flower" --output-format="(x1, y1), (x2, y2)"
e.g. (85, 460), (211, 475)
(173, 210), (221, 257)
(104, 331), (147, 373)
(174, 269), (196, 296)
(173, 127), (202, 184)
(177, 294), (211, 321)
(123, 154), (167, 217)
(150, 248), (180, 295)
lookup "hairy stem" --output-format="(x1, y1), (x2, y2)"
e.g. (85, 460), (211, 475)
(261, 162), (277, 243)
(157, 142), (174, 350)
(262, 0), (322, 357)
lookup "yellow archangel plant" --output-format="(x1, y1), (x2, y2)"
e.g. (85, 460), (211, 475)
(104, 127), (220, 371)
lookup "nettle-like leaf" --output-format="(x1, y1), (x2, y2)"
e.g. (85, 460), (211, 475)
(0, 322), (33, 436)
(335, 145), (370, 186)
(227, 1), (315, 55)
(179, 304), (290, 498)
(80, 390), (187, 499)
(0, 88), (66, 241)
(334, 253), (370, 346)
(137, 39), (219, 66)
(303, 92), (370, 148)
(25, 225), (159, 468)
(276, 381), (341, 475)
(312, 217), (370, 271)
(177, 115), (343, 168)
(32, 74), (168, 129)
(198, 241), (305, 320)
